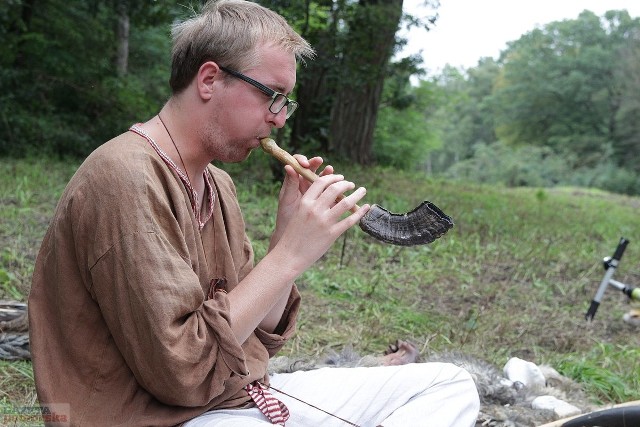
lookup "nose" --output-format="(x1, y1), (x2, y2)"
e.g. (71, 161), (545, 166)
(269, 108), (288, 128)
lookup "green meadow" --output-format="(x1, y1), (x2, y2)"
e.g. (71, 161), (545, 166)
(1, 156), (639, 409)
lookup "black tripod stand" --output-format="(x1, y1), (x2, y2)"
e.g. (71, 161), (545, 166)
(585, 237), (640, 321)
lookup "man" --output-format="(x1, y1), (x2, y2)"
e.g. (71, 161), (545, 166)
(29, 1), (480, 426)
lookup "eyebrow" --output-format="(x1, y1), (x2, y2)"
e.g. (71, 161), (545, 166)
(269, 82), (289, 95)
(222, 66), (293, 97)
(249, 71), (290, 94)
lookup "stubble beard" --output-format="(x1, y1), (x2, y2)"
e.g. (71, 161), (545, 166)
(200, 122), (254, 163)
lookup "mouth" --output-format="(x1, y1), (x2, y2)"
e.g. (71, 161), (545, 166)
(254, 135), (270, 148)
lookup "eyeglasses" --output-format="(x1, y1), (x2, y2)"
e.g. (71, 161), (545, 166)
(219, 66), (299, 119)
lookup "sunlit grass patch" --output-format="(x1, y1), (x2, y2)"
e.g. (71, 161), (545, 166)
(552, 343), (640, 403)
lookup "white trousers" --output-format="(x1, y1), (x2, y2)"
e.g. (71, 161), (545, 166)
(184, 362), (480, 427)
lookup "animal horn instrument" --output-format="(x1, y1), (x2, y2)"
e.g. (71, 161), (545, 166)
(260, 138), (454, 246)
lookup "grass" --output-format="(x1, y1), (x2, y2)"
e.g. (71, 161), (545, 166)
(0, 360), (36, 409)
(1, 154), (639, 411)
(0, 158), (77, 300)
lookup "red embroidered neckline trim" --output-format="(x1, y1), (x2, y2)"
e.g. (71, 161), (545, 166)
(129, 124), (215, 230)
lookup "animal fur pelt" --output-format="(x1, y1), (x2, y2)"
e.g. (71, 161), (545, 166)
(0, 300), (28, 332)
(0, 300), (30, 360)
(269, 343), (596, 427)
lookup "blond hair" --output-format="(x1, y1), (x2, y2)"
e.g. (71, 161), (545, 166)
(169, 0), (314, 93)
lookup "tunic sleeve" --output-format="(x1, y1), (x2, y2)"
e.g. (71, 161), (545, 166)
(255, 284), (301, 357)
(212, 168), (301, 359)
(89, 226), (250, 406)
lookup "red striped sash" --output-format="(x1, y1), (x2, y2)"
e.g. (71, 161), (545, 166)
(245, 381), (290, 426)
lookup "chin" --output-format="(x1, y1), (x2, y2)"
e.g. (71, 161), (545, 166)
(227, 148), (255, 164)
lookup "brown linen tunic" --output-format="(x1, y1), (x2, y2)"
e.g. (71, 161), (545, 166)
(28, 131), (300, 426)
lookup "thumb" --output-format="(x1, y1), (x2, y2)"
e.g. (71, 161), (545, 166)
(279, 165), (302, 205)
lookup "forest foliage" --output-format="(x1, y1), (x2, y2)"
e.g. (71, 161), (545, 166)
(1, 1), (639, 194)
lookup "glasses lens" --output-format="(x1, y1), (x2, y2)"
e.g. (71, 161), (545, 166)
(270, 94), (298, 118)
(285, 101), (298, 118)
(270, 94), (288, 113)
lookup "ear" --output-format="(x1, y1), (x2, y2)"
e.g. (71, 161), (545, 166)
(196, 61), (223, 101)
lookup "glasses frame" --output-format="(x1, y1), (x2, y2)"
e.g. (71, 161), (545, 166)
(219, 66), (298, 119)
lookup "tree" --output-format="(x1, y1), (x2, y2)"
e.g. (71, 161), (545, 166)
(106, 0), (178, 76)
(328, 0), (405, 164)
(491, 10), (640, 170)
(280, 0), (344, 154)
(427, 60), (500, 174)
(0, 0), (439, 165)
(270, 0), (437, 165)
(424, 9), (640, 194)
(373, 56), (439, 170)
(115, 0), (131, 76)
(610, 12), (640, 173)
(0, 0), (177, 156)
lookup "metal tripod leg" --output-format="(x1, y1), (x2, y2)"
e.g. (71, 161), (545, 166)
(585, 237), (629, 321)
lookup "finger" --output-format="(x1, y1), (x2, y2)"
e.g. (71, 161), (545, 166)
(318, 164), (334, 177)
(305, 156), (324, 174)
(316, 180), (356, 208)
(279, 165), (302, 204)
(302, 160), (333, 194)
(289, 155), (324, 191)
(291, 154), (311, 169)
(302, 174), (344, 200)
(328, 186), (367, 216)
(283, 164), (300, 180)
(282, 165), (303, 191)
(332, 202), (371, 234)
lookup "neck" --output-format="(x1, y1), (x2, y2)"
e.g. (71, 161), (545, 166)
(156, 103), (207, 193)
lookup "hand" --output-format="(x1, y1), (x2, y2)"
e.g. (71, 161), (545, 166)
(231, 159), (368, 340)
(270, 161), (369, 273)
(381, 340), (420, 366)
(269, 154), (332, 249)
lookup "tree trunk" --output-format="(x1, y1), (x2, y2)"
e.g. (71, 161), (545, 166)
(11, 0), (37, 68)
(116, 0), (130, 76)
(329, 0), (404, 164)
(290, 43), (335, 154)
(290, 0), (341, 154)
